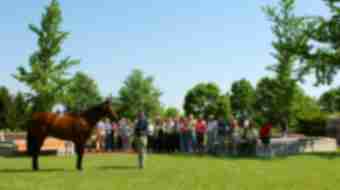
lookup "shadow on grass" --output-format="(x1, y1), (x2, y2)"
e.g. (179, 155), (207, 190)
(298, 152), (340, 160)
(0, 151), (59, 158)
(164, 152), (289, 162)
(98, 165), (138, 170)
(203, 152), (340, 161)
(0, 168), (70, 173)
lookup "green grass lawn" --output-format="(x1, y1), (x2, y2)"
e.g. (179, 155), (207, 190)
(1, 153), (340, 190)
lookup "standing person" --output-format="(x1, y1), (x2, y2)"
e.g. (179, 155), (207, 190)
(158, 119), (166, 153)
(120, 118), (131, 151)
(231, 119), (241, 156)
(96, 119), (106, 152)
(207, 115), (218, 154)
(168, 118), (176, 153)
(173, 117), (181, 152)
(216, 116), (228, 156)
(260, 121), (273, 158)
(153, 118), (162, 153)
(112, 120), (119, 151)
(195, 116), (207, 154)
(281, 118), (288, 138)
(179, 117), (190, 153)
(163, 118), (170, 153)
(243, 121), (259, 156)
(239, 119), (250, 155)
(164, 118), (174, 153)
(187, 114), (196, 153)
(0, 131), (4, 142)
(147, 119), (155, 153)
(104, 118), (113, 152)
(134, 112), (149, 169)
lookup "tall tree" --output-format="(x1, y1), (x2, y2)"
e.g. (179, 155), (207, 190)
(263, 0), (308, 128)
(12, 92), (31, 130)
(183, 83), (231, 119)
(0, 87), (12, 130)
(230, 79), (255, 119)
(63, 72), (102, 113)
(294, 0), (340, 85)
(118, 69), (162, 119)
(255, 77), (280, 123)
(255, 77), (320, 128)
(14, 0), (79, 112)
(0, 87), (30, 131)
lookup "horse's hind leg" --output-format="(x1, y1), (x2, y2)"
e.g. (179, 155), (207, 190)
(75, 143), (85, 171)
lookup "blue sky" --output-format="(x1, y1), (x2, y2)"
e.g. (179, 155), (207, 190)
(1, 0), (339, 109)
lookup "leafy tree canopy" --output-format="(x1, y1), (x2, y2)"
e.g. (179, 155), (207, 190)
(293, 0), (340, 85)
(118, 69), (162, 120)
(184, 82), (231, 119)
(262, 0), (308, 128)
(319, 87), (340, 113)
(13, 0), (79, 112)
(62, 72), (103, 113)
(163, 107), (180, 118)
(230, 79), (255, 119)
(0, 86), (30, 131)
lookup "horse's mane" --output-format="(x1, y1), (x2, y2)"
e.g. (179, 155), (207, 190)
(80, 102), (105, 116)
(61, 102), (104, 116)
(79, 102), (110, 126)
(61, 101), (115, 125)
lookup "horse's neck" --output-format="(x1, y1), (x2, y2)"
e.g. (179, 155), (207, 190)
(80, 108), (103, 128)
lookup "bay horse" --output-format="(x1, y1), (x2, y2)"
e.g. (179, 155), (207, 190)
(26, 100), (116, 171)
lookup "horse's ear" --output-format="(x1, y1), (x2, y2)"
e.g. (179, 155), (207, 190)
(105, 97), (112, 105)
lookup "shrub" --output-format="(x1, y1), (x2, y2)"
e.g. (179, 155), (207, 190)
(297, 113), (328, 136)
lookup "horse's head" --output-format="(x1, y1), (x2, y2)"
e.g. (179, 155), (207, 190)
(100, 99), (117, 120)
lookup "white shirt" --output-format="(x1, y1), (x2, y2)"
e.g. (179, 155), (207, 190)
(97, 121), (106, 135)
(207, 120), (217, 132)
(120, 124), (131, 137)
(97, 121), (105, 129)
(104, 121), (112, 133)
(148, 123), (154, 135)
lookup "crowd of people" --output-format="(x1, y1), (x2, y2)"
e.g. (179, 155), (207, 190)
(93, 114), (274, 157)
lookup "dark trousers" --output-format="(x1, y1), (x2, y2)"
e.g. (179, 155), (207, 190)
(165, 133), (171, 153)
(183, 132), (191, 152)
(147, 135), (154, 152)
(196, 132), (205, 153)
(168, 133), (177, 153)
(105, 132), (113, 151)
(180, 132), (189, 152)
(173, 132), (180, 152)
(117, 136), (122, 150)
(156, 131), (165, 153)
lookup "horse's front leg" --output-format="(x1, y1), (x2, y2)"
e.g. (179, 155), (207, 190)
(32, 154), (38, 171)
(75, 143), (85, 171)
(32, 136), (46, 171)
